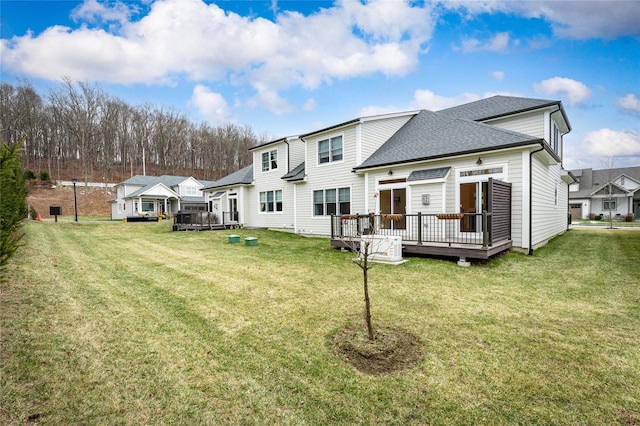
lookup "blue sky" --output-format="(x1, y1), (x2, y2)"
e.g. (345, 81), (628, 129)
(1, 0), (639, 170)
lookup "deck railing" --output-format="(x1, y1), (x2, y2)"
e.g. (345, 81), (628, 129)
(222, 211), (239, 225)
(331, 212), (509, 247)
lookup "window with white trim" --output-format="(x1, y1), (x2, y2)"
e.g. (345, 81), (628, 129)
(603, 199), (616, 210)
(141, 200), (154, 212)
(260, 190), (282, 213)
(318, 136), (343, 164)
(313, 187), (350, 216)
(185, 186), (197, 196)
(262, 150), (278, 172)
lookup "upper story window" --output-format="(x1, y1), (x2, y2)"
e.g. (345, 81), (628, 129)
(262, 150), (278, 172)
(318, 136), (343, 164)
(551, 122), (560, 154)
(185, 186), (198, 196)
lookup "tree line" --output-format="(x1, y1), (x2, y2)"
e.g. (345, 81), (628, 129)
(0, 78), (266, 184)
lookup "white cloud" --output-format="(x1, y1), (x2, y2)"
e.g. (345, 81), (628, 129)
(534, 77), (591, 106)
(584, 129), (640, 157)
(460, 32), (513, 53)
(445, 0), (640, 40)
(189, 85), (232, 124)
(0, 0), (436, 112)
(71, 0), (136, 27)
(491, 71), (505, 82)
(357, 104), (404, 117)
(410, 89), (481, 110)
(303, 98), (318, 112)
(358, 89), (523, 116)
(247, 88), (293, 115)
(618, 94), (640, 113)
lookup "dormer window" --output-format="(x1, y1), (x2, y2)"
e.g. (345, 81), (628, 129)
(262, 150), (278, 172)
(318, 136), (343, 164)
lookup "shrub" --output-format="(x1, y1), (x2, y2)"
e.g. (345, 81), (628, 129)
(0, 141), (29, 278)
(39, 170), (51, 183)
(625, 214), (635, 222)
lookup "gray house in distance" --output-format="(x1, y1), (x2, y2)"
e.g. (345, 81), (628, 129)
(569, 167), (640, 220)
(111, 175), (216, 220)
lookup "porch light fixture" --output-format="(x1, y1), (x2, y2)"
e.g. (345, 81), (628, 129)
(388, 170), (393, 175)
(476, 157), (483, 165)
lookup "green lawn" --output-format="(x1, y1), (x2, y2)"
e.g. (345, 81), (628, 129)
(2, 222), (639, 425)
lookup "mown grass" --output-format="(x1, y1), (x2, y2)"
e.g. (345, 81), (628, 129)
(1, 222), (639, 425)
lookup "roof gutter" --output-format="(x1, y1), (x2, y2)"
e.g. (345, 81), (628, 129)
(529, 143), (545, 255)
(284, 138), (290, 173)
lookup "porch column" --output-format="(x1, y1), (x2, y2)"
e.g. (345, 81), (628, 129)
(164, 198), (168, 214)
(138, 197), (142, 214)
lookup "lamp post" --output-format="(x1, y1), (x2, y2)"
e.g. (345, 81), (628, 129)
(71, 177), (78, 222)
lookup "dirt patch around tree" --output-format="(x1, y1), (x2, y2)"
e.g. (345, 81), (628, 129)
(330, 324), (422, 375)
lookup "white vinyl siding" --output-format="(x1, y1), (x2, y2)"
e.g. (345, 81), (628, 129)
(530, 158), (568, 249)
(250, 143), (295, 229)
(360, 115), (414, 162)
(486, 111), (545, 140)
(288, 137), (306, 171)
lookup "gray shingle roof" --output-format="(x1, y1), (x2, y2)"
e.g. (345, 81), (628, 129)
(569, 167), (640, 198)
(438, 95), (559, 121)
(282, 162), (305, 181)
(354, 110), (541, 170)
(202, 165), (254, 190)
(407, 167), (451, 181)
(121, 175), (198, 187)
(127, 182), (178, 198)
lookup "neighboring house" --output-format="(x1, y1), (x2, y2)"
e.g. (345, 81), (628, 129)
(202, 95), (575, 259)
(111, 175), (216, 220)
(568, 167), (640, 220)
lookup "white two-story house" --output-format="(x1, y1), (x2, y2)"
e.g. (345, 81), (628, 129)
(202, 96), (575, 259)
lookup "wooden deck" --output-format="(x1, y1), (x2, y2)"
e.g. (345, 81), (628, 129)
(172, 211), (240, 232)
(330, 237), (512, 261)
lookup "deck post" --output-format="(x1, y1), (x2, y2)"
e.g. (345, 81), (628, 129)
(482, 210), (489, 247)
(417, 212), (422, 245)
(331, 214), (335, 238)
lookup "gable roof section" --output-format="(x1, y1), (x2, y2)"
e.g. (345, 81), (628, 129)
(202, 165), (254, 190)
(354, 110), (542, 170)
(282, 162), (305, 182)
(126, 182), (179, 199)
(590, 182), (629, 197)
